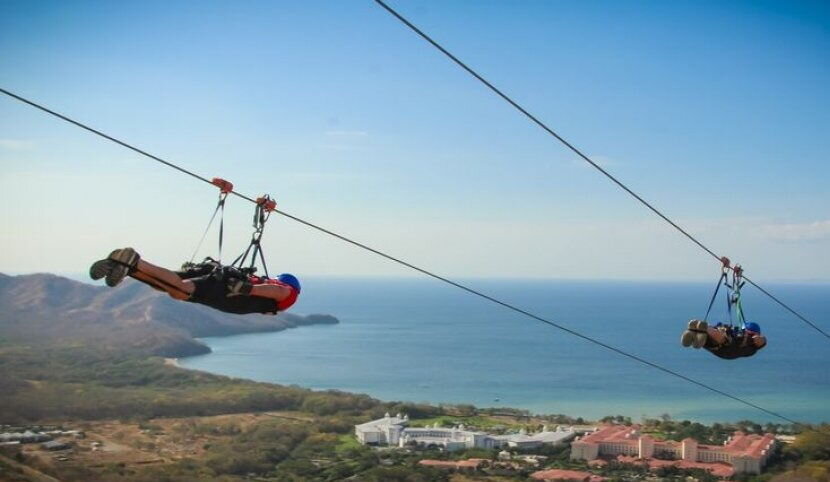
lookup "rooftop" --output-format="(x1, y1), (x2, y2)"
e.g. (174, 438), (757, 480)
(576, 425), (776, 459)
(575, 424), (640, 445)
(725, 432), (777, 458)
(355, 413), (408, 430)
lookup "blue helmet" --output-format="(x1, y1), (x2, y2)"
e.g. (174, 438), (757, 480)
(745, 322), (761, 333)
(277, 273), (301, 293)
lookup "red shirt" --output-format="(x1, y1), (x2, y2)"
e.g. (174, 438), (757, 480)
(249, 276), (299, 312)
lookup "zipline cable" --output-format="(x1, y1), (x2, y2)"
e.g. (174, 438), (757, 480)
(372, 0), (830, 341)
(0, 87), (804, 424)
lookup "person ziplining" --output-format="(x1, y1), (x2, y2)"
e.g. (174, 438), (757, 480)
(681, 258), (767, 359)
(89, 181), (300, 315)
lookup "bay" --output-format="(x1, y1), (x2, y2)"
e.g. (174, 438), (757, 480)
(179, 278), (830, 424)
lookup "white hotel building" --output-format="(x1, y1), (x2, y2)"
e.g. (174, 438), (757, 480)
(355, 413), (576, 451)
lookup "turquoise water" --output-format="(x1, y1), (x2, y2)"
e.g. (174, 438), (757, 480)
(179, 278), (830, 424)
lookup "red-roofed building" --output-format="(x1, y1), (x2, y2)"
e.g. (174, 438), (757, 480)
(570, 425), (776, 475)
(531, 469), (608, 481)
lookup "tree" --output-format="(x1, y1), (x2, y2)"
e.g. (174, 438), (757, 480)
(793, 426), (830, 461)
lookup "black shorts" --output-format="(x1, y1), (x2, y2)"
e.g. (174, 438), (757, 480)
(186, 275), (278, 315)
(705, 339), (758, 359)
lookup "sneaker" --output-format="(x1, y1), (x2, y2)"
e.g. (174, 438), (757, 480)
(108, 247), (140, 267)
(105, 248), (140, 287)
(681, 329), (697, 347)
(89, 259), (115, 280)
(692, 320), (709, 349)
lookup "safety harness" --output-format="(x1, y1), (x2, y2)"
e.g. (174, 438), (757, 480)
(185, 178), (278, 282)
(188, 177), (234, 263)
(701, 257), (754, 354)
(702, 257), (746, 330)
(230, 195), (277, 279)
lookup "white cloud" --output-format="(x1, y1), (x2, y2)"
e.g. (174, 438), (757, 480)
(756, 220), (830, 242)
(0, 139), (35, 151)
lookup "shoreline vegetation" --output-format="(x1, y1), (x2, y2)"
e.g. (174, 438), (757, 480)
(163, 358), (179, 368)
(1, 272), (829, 480)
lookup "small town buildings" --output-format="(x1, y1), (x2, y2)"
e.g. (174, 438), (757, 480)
(492, 427), (576, 449)
(570, 424), (776, 476)
(355, 414), (576, 452)
(41, 440), (71, 451)
(555, 425), (600, 434)
(0, 431), (52, 444)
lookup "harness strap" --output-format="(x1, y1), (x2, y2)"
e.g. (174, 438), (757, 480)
(231, 194), (276, 278)
(189, 192), (228, 263)
(732, 267), (747, 329)
(703, 272), (727, 322)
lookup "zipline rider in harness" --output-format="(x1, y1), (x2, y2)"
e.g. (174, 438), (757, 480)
(89, 182), (300, 315)
(681, 258), (767, 359)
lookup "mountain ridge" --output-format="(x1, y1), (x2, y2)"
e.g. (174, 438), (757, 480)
(0, 272), (338, 357)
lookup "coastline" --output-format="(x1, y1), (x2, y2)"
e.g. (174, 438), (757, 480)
(176, 320), (830, 425)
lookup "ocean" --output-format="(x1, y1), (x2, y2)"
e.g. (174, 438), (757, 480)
(179, 278), (830, 424)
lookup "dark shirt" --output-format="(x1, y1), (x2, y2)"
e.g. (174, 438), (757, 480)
(704, 332), (760, 360)
(707, 342), (759, 360)
(185, 274), (278, 315)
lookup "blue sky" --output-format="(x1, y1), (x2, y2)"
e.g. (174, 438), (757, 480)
(1, 0), (828, 280)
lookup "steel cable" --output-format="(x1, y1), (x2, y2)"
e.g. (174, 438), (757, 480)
(0, 86), (806, 424)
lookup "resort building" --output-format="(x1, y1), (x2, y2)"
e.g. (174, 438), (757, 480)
(355, 414), (576, 451)
(570, 425), (776, 476)
(354, 413), (409, 446)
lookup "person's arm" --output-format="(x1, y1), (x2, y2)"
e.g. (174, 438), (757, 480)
(752, 334), (767, 349)
(249, 283), (292, 303)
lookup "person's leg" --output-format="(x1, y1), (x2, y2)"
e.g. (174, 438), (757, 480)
(131, 270), (192, 300)
(131, 259), (195, 300)
(90, 248), (196, 299)
(706, 327), (728, 345)
(700, 326), (732, 353)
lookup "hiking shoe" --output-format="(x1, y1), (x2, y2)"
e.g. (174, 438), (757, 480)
(108, 247), (140, 267)
(89, 259), (115, 280)
(681, 329), (696, 347)
(105, 248), (140, 287)
(90, 249), (123, 280)
(692, 320), (709, 349)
